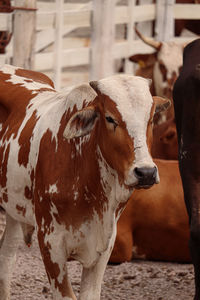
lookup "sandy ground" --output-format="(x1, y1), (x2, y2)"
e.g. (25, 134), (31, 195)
(0, 211), (195, 300)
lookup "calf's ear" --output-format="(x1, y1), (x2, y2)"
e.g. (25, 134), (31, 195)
(129, 53), (157, 67)
(63, 107), (99, 139)
(153, 96), (171, 114)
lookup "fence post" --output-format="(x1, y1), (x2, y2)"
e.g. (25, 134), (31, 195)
(124, 0), (136, 74)
(155, 0), (175, 41)
(90, 0), (116, 80)
(53, 0), (64, 91)
(0, 3), (13, 66)
(137, 0), (153, 36)
(13, 0), (36, 68)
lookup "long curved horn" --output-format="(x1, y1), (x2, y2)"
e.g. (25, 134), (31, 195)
(135, 27), (161, 50)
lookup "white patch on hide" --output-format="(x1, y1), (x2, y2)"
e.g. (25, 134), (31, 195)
(48, 184), (58, 194)
(2, 64), (55, 94)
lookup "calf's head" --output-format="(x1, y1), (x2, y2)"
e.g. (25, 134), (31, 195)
(130, 29), (185, 100)
(64, 75), (170, 189)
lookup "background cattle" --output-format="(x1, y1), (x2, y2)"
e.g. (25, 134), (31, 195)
(173, 38), (200, 300)
(129, 29), (182, 160)
(0, 65), (170, 300)
(110, 159), (190, 264)
(151, 117), (178, 160)
(129, 28), (185, 123)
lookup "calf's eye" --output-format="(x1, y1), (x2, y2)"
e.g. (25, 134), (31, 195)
(106, 116), (115, 124)
(105, 116), (118, 130)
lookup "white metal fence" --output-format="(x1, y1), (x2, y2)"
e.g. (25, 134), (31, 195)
(1, 0), (200, 89)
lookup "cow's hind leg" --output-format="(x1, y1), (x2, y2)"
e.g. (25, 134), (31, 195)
(0, 214), (23, 300)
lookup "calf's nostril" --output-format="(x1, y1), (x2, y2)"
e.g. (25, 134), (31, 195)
(134, 167), (157, 179)
(134, 167), (145, 178)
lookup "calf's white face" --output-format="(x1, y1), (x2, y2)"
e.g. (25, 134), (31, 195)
(154, 42), (184, 98)
(64, 74), (170, 189)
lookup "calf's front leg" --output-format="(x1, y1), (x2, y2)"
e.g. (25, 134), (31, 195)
(79, 227), (116, 300)
(37, 228), (77, 300)
(0, 214), (23, 300)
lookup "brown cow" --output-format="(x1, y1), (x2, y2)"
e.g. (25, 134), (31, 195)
(151, 118), (178, 159)
(110, 159), (190, 263)
(0, 65), (170, 300)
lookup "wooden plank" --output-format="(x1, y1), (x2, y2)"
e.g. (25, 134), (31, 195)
(43, 37), (90, 52)
(174, 4), (200, 20)
(13, 0), (36, 68)
(0, 55), (7, 67)
(137, 0), (154, 36)
(36, 3), (200, 32)
(35, 47), (89, 71)
(36, 2), (91, 52)
(0, 14), (8, 30)
(36, 4), (91, 30)
(35, 40), (153, 72)
(37, 1), (91, 12)
(90, 0), (116, 80)
(37, 11), (90, 31)
(115, 4), (155, 24)
(34, 34), (198, 72)
(114, 40), (154, 59)
(36, 26), (77, 52)
(36, 4), (156, 31)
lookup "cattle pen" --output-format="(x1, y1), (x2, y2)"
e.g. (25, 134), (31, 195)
(0, 0), (200, 90)
(1, 1), (200, 300)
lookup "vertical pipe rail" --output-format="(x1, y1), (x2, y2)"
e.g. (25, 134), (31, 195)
(155, 0), (175, 41)
(53, 0), (64, 90)
(137, 0), (153, 37)
(124, 0), (136, 74)
(13, 0), (36, 68)
(90, 0), (116, 80)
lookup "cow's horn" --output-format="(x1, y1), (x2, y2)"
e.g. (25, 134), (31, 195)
(135, 27), (161, 50)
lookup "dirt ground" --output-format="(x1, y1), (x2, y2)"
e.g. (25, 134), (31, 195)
(0, 212), (195, 300)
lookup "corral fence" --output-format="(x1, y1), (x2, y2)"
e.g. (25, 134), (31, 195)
(0, 0), (200, 90)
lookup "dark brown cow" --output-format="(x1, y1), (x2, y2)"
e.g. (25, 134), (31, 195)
(173, 38), (200, 300)
(0, 65), (170, 300)
(110, 159), (190, 263)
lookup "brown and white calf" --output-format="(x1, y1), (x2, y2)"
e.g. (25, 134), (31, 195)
(0, 65), (169, 300)
(129, 28), (188, 124)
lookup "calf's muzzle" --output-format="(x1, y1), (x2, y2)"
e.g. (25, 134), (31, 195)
(134, 166), (157, 188)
